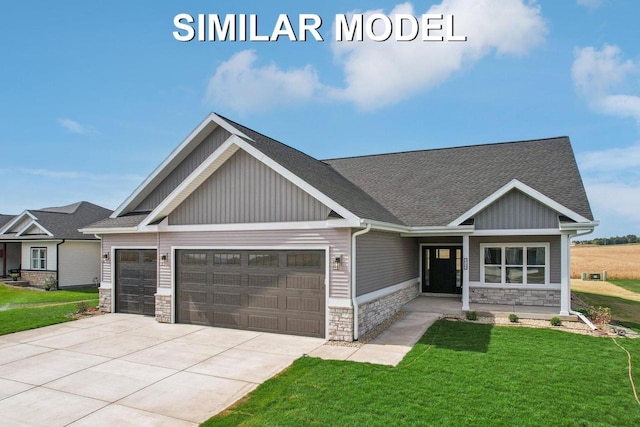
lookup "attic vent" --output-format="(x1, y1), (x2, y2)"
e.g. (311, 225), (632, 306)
(460, 218), (474, 226)
(327, 210), (344, 219)
(558, 215), (575, 223)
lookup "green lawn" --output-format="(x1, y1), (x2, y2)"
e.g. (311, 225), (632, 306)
(609, 279), (640, 294)
(0, 283), (98, 335)
(574, 290), (640, 332)
(205, 320), (640, 427)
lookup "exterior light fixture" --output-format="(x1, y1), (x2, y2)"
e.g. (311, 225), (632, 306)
(102, 253), (109, 263)
(333, 256), (343, 271)
(160, 253), (168, 265)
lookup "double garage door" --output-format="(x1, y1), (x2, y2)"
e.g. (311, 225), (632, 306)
(176, 249), (326, 338)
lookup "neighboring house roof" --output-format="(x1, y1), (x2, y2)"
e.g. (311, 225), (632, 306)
(0, 202), (112, 240)
(84, 114), (594, 231)
(0, 214), (16, 229)
(324, 137), (594, 227)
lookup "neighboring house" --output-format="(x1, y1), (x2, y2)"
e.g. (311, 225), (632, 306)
(81, 114), (597, 341)
(0, 202), (112, 288)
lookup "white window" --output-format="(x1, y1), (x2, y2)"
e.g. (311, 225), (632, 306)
(480, 243), (549, 285)
(31, 247), (47, 270)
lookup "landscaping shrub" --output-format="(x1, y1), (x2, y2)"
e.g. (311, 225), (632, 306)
(465, 311), (478, 321)
(550, 316), (562, 326)
(589, 306), (612, 326)
(508, 313), (519, 323)
(76, 301), (89, 314)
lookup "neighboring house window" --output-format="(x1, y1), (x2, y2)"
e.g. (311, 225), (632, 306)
(31, 247), (47, 270)
(481, 244), (549, 285)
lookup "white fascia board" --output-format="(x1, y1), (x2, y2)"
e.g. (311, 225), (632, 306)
(156, 219), (357, 233)
(447, 179), (592, 226)
(140, 136), (241, 227)
(471, 228), (561, 236)
(79, 227), (140, 234)
(111, 113), (254, 219)
(15, 220), (54, 237)
(0, 211), (37, 234)
(236, 139), (361, 224)
(401, 225), (475, 236)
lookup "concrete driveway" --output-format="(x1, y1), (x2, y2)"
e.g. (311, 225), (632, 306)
(0, 314), (325, 426)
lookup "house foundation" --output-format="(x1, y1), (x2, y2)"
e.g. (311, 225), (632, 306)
(99, 287), (112, 312)
(358, 282), (419, 338)
(155, 294), (172, 323)
(469, 287), (560, 306)
(20, 270), (57, 289)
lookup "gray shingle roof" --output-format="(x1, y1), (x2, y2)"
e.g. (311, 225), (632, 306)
(84, 213), (149, 229)
(324, 137), (594, 226)
(0, 202), (112, 240)
(0, 214), (15, 229)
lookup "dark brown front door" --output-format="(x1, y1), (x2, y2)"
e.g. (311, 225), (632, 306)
(422, 247), (461, 294)
(176, 249), (325, 338)
(115, 249), (157, 316)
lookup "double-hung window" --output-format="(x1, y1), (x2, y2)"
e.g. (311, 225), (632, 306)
(31, 247), (47, 270)
(481, 243), (548, 285)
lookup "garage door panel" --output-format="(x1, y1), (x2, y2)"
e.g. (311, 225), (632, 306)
(116, 250), (157, 316)
(247, 274), (279, 288)
(176, 249), (325, 338)
(286, 275), (323, 290)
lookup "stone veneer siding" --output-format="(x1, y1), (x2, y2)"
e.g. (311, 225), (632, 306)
(328, 307), (353, 341)
(470, 287), (560, 306)
(20, 270), (57, 289)
(99, 287), (112, 312)
(155, 294), (171, 323)
(358, 282), (419, 338)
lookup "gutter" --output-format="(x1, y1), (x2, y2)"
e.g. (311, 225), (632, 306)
(55, 239), (66, 290)
(351, 223), (371, 341)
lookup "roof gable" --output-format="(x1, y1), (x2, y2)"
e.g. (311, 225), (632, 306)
(326, 137), (594, 227)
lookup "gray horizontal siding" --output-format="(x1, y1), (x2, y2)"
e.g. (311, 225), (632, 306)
(135, 126), (231, 212)
(356, 231), (418, 297)
(469, 235), (560, 283)
(475, 190), (558, 230)
(169, 150), (330, 225)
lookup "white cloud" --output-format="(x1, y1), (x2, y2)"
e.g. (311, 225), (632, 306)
(329, 0), (547, 110)
(58, 118), (87, 134)
(576, 0), (604, 11)
(578, 143), (640, 233)
(205, 50), (322, 113)
(572, 45), (640, 122)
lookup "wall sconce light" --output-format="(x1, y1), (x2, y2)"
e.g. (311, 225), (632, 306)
(102, 253), (109, 263)
(333, 255), (343, 271)
(160, 253), (168, 265)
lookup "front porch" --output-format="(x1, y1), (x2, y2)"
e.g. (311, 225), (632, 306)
(404, 295), (579, 321)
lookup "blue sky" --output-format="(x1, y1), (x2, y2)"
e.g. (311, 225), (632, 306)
(1, 0), (638, 238)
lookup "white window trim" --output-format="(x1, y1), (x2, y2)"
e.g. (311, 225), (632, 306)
(31, 247), (47, 270)
(480, 242), (550, 286)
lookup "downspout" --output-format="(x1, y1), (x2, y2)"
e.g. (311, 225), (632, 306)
(567, 228), (597, 330)
(351, 223), (371, 341)
(55, 239), (65, 290)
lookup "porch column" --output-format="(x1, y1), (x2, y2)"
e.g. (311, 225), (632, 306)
(462, 234), (470, 311)
(559, 233), (570, 315)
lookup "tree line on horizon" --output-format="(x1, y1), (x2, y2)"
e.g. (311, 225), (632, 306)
(574, 234), (638, 245)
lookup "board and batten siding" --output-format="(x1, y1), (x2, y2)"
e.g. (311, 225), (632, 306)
(134, 126), (232, 212)
(58, 241), (101, 287)
(169, 150), (331, 225)
(101, 233), (159, 284)
(7, 216), (31, 233)
(158, 229), (351, 298)
(469, 235), (561, 283)
(474, 190), (558, 230)
(355, 231), (418, 297)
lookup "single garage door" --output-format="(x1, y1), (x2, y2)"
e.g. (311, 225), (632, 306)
(115, 249), (157, 316)
(176, 249), (325, 338)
